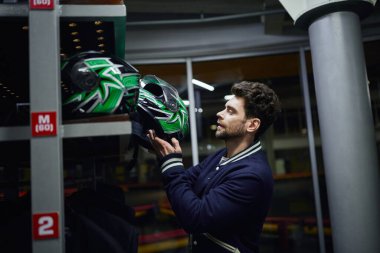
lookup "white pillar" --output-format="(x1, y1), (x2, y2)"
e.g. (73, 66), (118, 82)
(279, 1), (380, 253)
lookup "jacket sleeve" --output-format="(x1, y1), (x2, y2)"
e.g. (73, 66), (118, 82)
(159, 154), (267, 234)
(160, 153), (201, 186)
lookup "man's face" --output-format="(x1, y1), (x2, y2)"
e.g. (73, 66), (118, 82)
(215, 96), (248, 140)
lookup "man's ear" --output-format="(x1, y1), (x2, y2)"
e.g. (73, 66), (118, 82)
(247, 118), (260, 133)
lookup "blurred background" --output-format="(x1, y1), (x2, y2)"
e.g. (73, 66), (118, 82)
(1, 0), (380, 253)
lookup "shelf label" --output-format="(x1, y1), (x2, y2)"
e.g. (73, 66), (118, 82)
(32, 212), (59, 240)
(30, 0), (54, 10)
(31, 111), (57, 137)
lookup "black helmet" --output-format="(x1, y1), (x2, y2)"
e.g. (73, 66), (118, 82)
(61, 51), (140, 118)
(125, 75), (189, 170)
(135, 75), (189, 142)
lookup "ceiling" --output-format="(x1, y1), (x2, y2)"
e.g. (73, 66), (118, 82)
(125, 0), (294, 32)
(0, 0), (379, 125)
(124, 0), (380, 40)
(123, 0), (380, 81)
(123, 0), (380, 118)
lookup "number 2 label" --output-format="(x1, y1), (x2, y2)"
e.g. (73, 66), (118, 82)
(33, 212), (59, 240)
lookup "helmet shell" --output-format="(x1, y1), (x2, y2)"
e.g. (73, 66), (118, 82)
(61, 51), (140, 118)
(137, 75), (189, 141)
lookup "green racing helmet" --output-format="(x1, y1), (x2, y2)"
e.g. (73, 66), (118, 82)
(61, 51), (140, 118)
(136, 75), (189, 142)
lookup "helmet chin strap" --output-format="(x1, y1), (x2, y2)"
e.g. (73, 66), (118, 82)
(124, 144), (139, 172)
(124, 118), (154, 172)
(130, 120), (153, 150)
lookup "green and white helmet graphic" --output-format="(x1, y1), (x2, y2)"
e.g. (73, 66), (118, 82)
(137, 75), (189, 141)
(61, 51), (140, 118)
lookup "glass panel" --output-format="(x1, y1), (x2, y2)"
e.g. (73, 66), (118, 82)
(0, 19), (29, 126)
(129, 53), (331, 253)
(192, 53), (325, 253)
(127, 63), (190, 253)
(364, 40), (380, 165)
(0, 140), (31, 253)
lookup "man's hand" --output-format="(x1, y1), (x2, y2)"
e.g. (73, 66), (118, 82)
(147, 129), (182, 158)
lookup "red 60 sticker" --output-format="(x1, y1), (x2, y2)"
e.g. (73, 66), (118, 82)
(31, 112), (57, 137)
(32, 212), (59, 240)
(30, 0), (54, 10)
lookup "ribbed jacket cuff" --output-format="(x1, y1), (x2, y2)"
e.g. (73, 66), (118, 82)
(160, 153), (183, 173)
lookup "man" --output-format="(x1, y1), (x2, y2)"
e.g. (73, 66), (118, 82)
(147, 81), (281, 253)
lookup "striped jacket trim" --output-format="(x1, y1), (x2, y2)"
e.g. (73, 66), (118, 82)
(219, 141), (262, 166)
(160, 141), (261, 173)
(203, 233), (241, 253)
(161, 156), (183, 173)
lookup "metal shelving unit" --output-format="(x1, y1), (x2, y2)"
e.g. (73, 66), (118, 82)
(0, 2), (128, 253)
(0, 121), (131, 141)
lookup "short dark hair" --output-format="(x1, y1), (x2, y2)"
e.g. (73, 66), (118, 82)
(231, 81), (281, 139)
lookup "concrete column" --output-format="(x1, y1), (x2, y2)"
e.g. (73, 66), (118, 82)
(309, 11), (380, 253)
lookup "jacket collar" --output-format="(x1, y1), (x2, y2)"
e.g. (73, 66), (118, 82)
(220, 141), (262, 166)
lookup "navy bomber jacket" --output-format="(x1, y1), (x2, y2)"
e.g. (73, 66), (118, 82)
(159, 141), (273, 253)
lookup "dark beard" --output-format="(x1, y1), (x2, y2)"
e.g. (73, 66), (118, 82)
(215, 124), (246, 140)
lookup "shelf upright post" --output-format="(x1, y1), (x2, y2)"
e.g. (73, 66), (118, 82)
(29, 0), (65, 252)
(299, 47), (326, 253)
(186, 58), (199, 165)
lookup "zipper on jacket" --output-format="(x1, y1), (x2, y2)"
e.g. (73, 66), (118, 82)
(203, 233), (241, 253)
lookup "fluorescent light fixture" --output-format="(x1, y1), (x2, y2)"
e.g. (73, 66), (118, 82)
(192, 79), (215, 91)
(183, 100), (190, 106)
(224, 95), (234, 100)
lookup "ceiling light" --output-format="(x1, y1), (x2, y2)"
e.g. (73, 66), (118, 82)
(96, 29), (104, 34)
(73, 39), (80, 43)
(224, 95), (234, 100)
(183, 100), (190, 106)
(68, 23), (77, 27)
(75, 46), (82, 49)
(71, 31), (78, 36)
(192, 79), (214, 91)
(98, 44), (105, 48)
(97, 37), (104, 41)
(94, 21), (103, 26)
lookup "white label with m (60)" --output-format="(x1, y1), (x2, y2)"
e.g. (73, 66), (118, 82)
(31, 111), (57, 137)
(30, 0), (54, 10)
